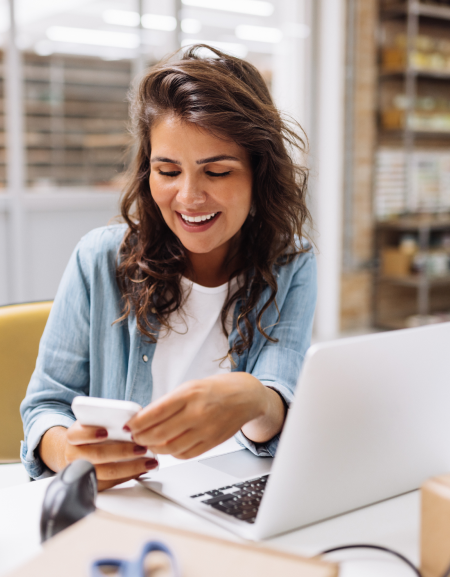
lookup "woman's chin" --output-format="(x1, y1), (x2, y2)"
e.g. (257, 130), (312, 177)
(181, 240), (223, 255)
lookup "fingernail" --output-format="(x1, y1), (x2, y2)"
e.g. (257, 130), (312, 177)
(96, 428), (108, 439)
(133, 445), (147, 455)
(145, 459), (158, 470)
(123, 425), (131, 432)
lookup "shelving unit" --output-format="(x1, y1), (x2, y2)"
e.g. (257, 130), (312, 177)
(374, 0), (450, 329)
(375, 216), (450, 328)
(0, 51), (134, 189)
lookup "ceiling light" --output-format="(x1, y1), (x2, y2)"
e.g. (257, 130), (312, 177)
(181, 0), (274, 17)
(102, 11), (176, 32)
(141, 14), (177, 31)
(103, 9), (140, 27)
(34, 41), (131, 60)
(181, 18), (202, 34)
(235, 24), (282, 43)
(46, 26), (140, 49)
(181, 39), (248, 58)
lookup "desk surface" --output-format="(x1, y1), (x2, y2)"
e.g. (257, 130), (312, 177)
(0, 461), (421, 577)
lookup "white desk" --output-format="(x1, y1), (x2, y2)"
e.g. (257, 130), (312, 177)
(0, 461), (421, 577)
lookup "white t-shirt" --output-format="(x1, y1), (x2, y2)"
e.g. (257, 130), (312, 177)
(151, 277), (237, 401)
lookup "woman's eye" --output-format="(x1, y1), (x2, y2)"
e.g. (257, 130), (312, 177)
(206, 171), (231, 177)
(158, 170), (180, 177)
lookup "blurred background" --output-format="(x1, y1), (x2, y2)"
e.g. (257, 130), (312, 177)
(1, 0), (450, 339)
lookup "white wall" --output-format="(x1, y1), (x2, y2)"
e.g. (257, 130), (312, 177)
(0, 192), (120, 305)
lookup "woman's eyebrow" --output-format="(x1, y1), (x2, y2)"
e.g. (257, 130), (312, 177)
(196, 155), (240, 164)
(151, 156), (181, 165)
(150, 154), (241, 165)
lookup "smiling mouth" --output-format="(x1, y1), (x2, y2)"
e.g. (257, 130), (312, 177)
(178, 212), (220, 226)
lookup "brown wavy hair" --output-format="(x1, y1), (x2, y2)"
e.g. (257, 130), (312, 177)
(116, 44), (310, 359)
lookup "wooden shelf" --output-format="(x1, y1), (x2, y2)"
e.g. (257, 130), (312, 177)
(375, 317), (408, 330)
(377, 215), (450, 229)
(379, 128), (450, 137)
(382, 1), (450, 21)
(380, 68), (450, 80)
(378, 274), (450, 287)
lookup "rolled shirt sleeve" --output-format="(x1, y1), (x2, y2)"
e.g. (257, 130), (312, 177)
(20, 238), (91, 478)
(234, 250), (317, 457)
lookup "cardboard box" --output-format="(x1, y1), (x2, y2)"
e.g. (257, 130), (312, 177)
(7, 510), (339, 577)
(381, 248), (412, 277)
(421, 474), (450, 577)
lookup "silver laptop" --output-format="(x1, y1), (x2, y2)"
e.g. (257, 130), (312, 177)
(140, 322), (450, 540)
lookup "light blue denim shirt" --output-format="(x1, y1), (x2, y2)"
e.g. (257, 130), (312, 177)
(20, 224), (317, 479)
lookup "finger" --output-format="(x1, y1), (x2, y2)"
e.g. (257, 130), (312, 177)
(133, 413), (191, 447)
(66, 441), (149, 465)
(98, 476), (139, 492)
(97, 470), (154, 492)
(127, 393), (187, 434)
(177, 441), (208, 460)
(95, 457), (158, 481)
(171, 430), (235, 460)
(67, 421), (108, 445)
(148, 429), (201, 457)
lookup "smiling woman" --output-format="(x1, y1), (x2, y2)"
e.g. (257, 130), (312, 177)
(20, 45), (317, 491)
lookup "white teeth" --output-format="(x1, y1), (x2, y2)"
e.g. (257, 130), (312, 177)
(181, 212), (217, 223)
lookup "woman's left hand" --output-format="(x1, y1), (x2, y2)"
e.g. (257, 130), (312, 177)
(125, 373), (285, 459)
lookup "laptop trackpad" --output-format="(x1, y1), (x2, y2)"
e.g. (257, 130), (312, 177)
(198, 449), (273, 479)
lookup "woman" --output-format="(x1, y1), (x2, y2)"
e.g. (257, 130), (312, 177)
(20, 45), (317, 491)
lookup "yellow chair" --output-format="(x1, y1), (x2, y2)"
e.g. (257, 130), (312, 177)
(0, 301), (52, 462)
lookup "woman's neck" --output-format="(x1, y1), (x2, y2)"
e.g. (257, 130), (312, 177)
(185, 238), (240, 288)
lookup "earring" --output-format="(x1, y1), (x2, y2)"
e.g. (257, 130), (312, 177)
(249, 203), (256, 217)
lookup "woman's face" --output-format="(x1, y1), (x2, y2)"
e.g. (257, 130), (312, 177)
(149, 115), (253, 256)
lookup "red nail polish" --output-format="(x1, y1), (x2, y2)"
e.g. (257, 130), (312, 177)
(123, 425), (131, 432)
(96, 428), (108, 439)
(145, 459), (158, 469)
(133, 445), (147, 455)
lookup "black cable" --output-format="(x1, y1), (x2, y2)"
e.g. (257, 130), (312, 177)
(319, 544), (422, 576)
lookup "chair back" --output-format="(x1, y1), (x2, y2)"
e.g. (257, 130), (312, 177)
(0, 301), (52, 462)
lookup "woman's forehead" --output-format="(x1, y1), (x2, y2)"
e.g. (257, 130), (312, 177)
(150, 115), (248, 162)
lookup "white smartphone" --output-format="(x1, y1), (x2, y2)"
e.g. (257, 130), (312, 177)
(71, 396), (156, 460)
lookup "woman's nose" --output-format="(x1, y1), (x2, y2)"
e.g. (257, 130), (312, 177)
(176, 176), (207, 205)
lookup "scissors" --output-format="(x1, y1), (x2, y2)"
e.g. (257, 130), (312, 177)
(91, 540), (181, 577)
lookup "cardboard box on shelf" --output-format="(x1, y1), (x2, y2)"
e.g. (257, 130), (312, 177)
(381, 248), (413, 277)
(421, 474), (450, 577)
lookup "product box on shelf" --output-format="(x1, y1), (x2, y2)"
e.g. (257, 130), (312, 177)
(421, 474), (450, 577)
(381, 248), (412, 277)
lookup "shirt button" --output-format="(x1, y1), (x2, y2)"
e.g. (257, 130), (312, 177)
(142, 355), (148, 363)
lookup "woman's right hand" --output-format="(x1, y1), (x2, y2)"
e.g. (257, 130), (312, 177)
(39, 423), (159, 491)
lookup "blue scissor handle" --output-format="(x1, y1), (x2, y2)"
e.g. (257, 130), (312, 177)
(91, 540), (180, 577)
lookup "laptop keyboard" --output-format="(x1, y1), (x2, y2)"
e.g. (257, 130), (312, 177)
(189, 474), (269, 524)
